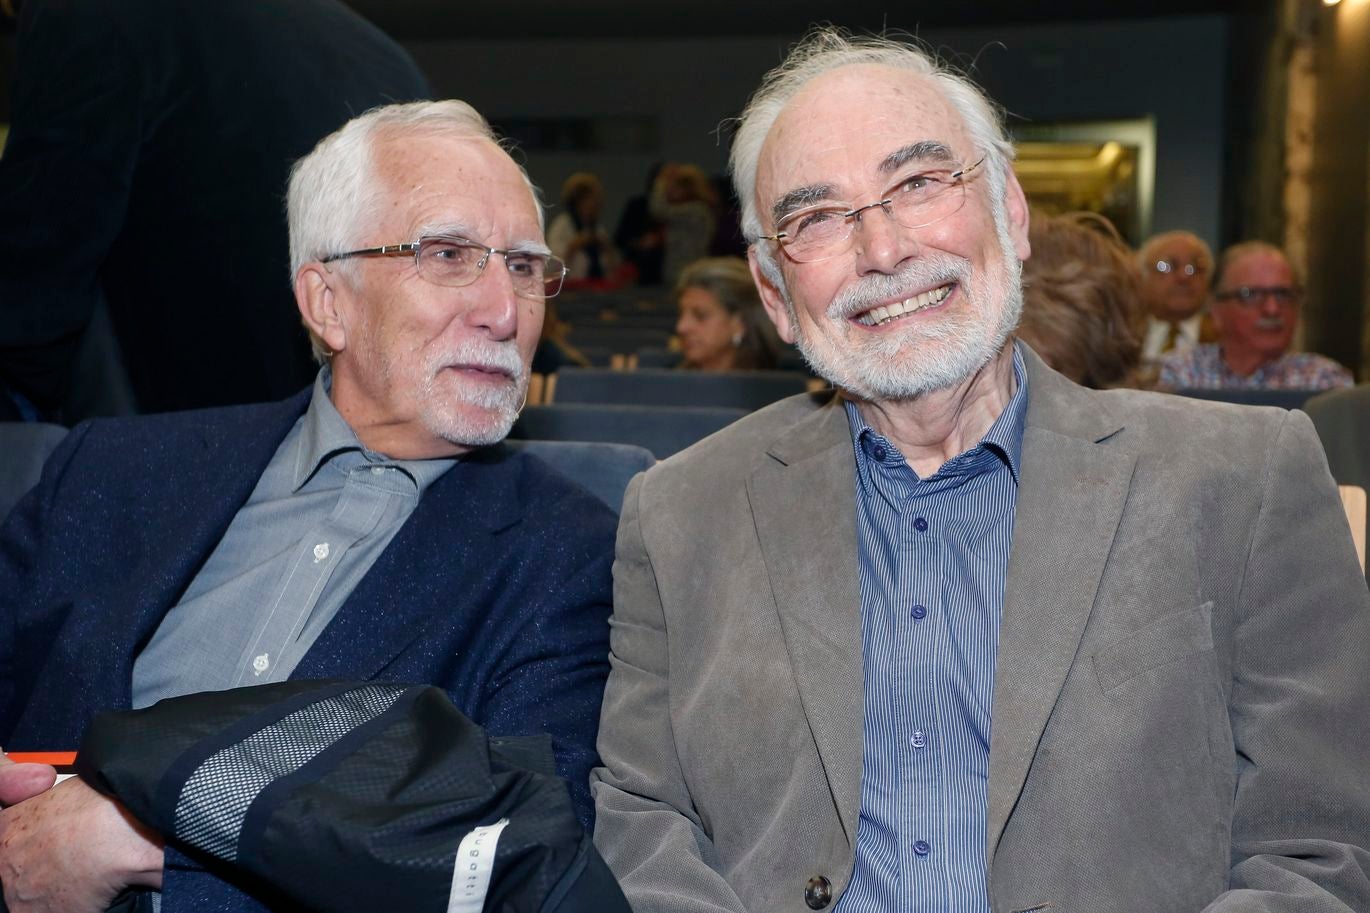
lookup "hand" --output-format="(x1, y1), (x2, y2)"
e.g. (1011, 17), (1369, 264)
(0, 777), (163, 913)
(0, 751), (55, 807)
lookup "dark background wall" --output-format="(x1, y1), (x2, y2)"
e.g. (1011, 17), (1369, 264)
(1306, 0), (1370, 374)
(400, 16), (1226, 250)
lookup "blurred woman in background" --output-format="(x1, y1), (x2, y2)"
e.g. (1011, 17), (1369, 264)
(547, 171), (619, 281)
(1017, 211), (1154, 389)
(651, 163), (717, 286)
(674, 257), (781, 371)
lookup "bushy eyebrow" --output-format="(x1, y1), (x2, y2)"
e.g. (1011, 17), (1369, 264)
(767, 141), (960, 228)
(878, 140), (956, 175)
(770, 184), (837, 227)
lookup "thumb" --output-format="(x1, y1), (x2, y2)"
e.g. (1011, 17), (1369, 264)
(0, 749), (58, 805)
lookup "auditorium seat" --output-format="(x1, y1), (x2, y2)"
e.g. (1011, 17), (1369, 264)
(506, 439), (654, 513)
(512, 403), (747, 459)
(1174, 387), (1322, 410)
(0, 422), (68, 522)
(548, 367), (813, 411)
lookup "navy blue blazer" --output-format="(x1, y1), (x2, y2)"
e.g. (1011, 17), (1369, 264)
(0, 390), (617, 911)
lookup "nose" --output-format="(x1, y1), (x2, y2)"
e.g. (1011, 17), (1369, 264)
(851, 203), (919, 275)
(1259, 293), (1284, 318)
(467, 259), (520, 340)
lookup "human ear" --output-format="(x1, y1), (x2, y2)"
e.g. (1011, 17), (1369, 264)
(748, 248), (796, 344)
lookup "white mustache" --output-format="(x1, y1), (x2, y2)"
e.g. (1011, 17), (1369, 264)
(827, 254), (971, 321)
(428, 339), (526, 380)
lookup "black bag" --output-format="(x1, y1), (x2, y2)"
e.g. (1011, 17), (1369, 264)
(78, 680), (630, 913)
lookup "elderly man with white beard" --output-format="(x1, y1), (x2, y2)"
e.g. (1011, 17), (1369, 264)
(0, 99), (618, 913)
(589, 28), (1370, 913)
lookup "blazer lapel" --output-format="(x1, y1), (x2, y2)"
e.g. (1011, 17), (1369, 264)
(747, 399), (865, 848)
(294, 447), (522, 681)
(986, 351), (1136, 860)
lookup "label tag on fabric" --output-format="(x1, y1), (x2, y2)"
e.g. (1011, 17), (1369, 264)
(447, 818), (510, 913)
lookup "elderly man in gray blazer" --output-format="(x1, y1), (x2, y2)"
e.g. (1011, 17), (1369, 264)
(590, 28), (1370, 913)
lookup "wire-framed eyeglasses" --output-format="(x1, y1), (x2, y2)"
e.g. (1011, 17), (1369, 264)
(321, 236), (568, 299)
(1152, 259), (1208, 278)
(1213, 285), (1301, 308)
(759, 156), (987, 264)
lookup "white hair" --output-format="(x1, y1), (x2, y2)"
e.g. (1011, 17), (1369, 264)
(286, 100), (544, 361)
(729, 28), (1018, 293)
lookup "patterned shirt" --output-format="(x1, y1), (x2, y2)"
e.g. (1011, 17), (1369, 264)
(1159, 343), (1353, 391)
(834, 345), (1028, 913)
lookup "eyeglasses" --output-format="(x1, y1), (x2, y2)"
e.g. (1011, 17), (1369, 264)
(322, 236), (568, 299)
(1214, 285), (1301, 307)
(1152, 259), (1207, 277)
(759, 156), (986, 264)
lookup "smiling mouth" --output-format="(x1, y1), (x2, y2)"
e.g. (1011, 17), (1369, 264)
(853, 283), (955, 327)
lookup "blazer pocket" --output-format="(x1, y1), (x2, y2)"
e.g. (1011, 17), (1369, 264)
(1092, 601), (1215, 694)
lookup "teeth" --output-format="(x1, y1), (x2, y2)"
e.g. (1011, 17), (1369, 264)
(855, 284), (953, 326)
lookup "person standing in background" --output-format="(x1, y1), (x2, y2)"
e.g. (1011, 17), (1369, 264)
(0, 0), (431, 421)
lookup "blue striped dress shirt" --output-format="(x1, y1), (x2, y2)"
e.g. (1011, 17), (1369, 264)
(834, 344), (1027, 913)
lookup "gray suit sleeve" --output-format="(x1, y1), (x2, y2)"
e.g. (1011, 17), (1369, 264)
(591, 473), (750, 913)
(1206, 409), (1370, 911)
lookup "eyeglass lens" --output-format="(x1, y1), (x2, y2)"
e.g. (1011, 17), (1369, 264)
(416, 238), (564, 298)
(777, 170), (970, 262)
(1155, 260), (1205, 276)
(1217, 285), (1299, 306)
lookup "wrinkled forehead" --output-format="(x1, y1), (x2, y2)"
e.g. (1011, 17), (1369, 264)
(756, 64), (972, 224)
(1221, 251), (1292, 287)
(372, 133), (542, 241)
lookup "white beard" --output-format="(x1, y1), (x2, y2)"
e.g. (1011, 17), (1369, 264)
(784, 214), (1023, 402)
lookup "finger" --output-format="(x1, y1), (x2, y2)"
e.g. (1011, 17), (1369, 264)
(0, 762), (58, 805)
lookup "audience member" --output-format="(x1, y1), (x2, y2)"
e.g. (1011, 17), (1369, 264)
(588, 29), (1370, 913)
(0, 0), (432, 421)
(548, 172), (621, 282)
(614, 164), (667, 285)
(1137, 230), (1215, 362)
(675, 257), (782, 371)
(1159, 241), (1353, 390)
(651, 163), (718, 286)
(0, 100), (615, 912)
(1017, 211), (1150, 389)
(533, 297), (595, 374)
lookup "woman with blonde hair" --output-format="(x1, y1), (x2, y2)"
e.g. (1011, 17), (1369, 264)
(651, 163), (717, 286)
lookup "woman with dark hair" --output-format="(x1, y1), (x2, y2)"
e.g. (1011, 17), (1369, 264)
(674, 257), (781, 371)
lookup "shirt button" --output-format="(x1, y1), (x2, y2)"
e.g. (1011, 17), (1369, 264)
(913, 840), (931, 857)
(871, 445), (887, 461)
(371, 466), (385, 475)
(910, 730), (926, 749)
(313, 542), (330, 562)
(252, 653), (270, 676)
(913, 517), (928, 532)
(911, 604), (927, 619)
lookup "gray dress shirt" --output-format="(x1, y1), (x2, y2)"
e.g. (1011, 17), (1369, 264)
(131, 369), (455, 709)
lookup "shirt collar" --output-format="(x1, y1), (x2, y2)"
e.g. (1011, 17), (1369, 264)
(291, 367), (456, 493)
(845, 341), (1030, 496)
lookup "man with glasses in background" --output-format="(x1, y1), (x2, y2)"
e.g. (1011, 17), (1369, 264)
(0, 100), (618, 912)
(1136, 230), (1217, 362)
(1159, 240), (1352, 390)
(590, 29), (1370, 913)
